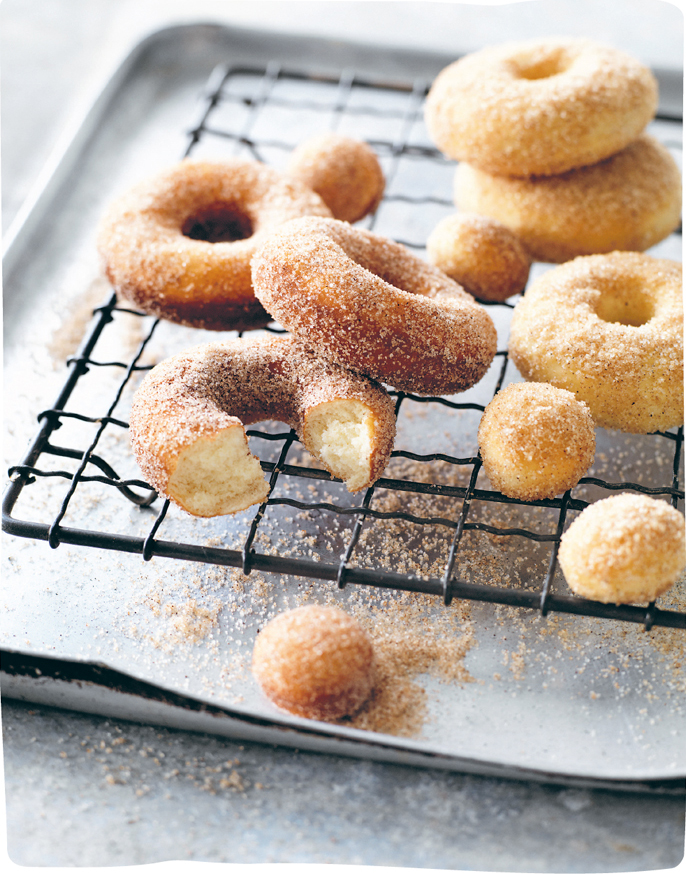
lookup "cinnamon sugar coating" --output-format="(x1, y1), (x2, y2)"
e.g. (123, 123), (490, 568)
(508, 252), (683, 434)
(478, 383), (596, 501)
(129, 335), (396, 516)
(454, 134), (681, 263)
(426, 37), (658, 177)
(287, 133), (385, 223)
(97, 159), (331, 331)
(251, 216), (497, 396)
(252, 605), (376, 720)
(427, 212), (531, 301)
(558, 494), (686, 604)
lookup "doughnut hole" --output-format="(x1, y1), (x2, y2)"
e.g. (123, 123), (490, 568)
(426, 212), (531, 302)
(252, 605), (376, 720)
(508, 45), (572, 80)
(304, 400), (376, 492)
(478, 382), (596, 501)
(558, 494), (686, 604)
(167, 426), (269, 517)
(287, 133), (385, 223)
(182, 202), (253, 243)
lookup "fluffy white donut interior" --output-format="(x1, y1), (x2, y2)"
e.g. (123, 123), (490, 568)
(167, 426), (269, 517)
(304, 400), (374, 492)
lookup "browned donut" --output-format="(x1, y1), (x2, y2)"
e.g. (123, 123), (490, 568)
(129, 336), (396, 516)
(251, 216), (498, 396)
(252, 605), (375, 720)
(97, 159), (331, 331)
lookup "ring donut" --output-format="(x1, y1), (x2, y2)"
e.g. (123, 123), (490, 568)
(425, 37), (658, 177)
(454, 134), (682, 263)
(129, 336), (396, 517)
(508, 252), (683, 434)
(97, 159), (331, 331)
(251, 216), (498, 396)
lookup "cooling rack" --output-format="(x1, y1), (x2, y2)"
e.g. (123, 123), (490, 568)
(4, 60), (685, 633)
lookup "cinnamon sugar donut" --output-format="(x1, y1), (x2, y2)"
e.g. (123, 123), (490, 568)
(287, 133), (385, 223)
(129, 336), (396, 517)
(251, 216), (498, 396)
(508, 252), (683, 434)
(427, 213), (531, 301)
(426, 37), (658, 177)
(454, 134), (682, 263)
(478, 383), (595, 500)
(558, 494), (686, 604)
(252, 605), (375, 720)
(97, 159), (331, 331)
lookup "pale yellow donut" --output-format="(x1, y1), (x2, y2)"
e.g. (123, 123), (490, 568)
(252, 605), (375, 720)
(427, 212), (531, 301)
(478, 383), (595, 500)
(97, 159), (331, 331)
(287, 133), (385, 223)
(508, 253), (683, 434)
(252, 216), (498, 396)
(129, 336), (396, 517)
(454, 134), (682, 263)
(426, 37), (658, 177)
(558, 494), (686, 604)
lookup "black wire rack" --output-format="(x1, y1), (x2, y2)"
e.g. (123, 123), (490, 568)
(4, 61), (685, 632)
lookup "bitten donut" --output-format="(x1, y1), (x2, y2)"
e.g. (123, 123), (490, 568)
(287, 133), (385, 223)
(252, 605), (375, 720)
(478, 383), (596, 500)
(97, 159), (331, 331)
(427, 213), (531, 301)
(558, 494), (686, 604)
(508, 252), (683, 434)
(454, 134), (682, 263)
(251, 216), (498, 396)
(425, 37), (658, 177)
(129, 336), (396, 517)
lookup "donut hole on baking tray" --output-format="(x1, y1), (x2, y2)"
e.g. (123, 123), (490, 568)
(592, 281), (655, 327)
(181, 202), (254, 243)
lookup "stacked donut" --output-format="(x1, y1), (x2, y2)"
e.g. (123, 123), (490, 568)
(426, 37), (682, 262)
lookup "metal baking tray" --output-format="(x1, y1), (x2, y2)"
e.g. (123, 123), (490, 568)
(3, 22), (685, 792)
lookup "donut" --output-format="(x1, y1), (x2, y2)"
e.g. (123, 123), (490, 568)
(508, 252), (683, 434)
(251, 216), (498, 396)
(426, 212), (531, 301)
(478, 383), (595, 500)
(287, 133), (385, 223)
(252, 605), (375, 720)
(97, 159), (331, 331)
(425, 37), (658, 177)
(128, 336), (396, 517)
(558, 494), (686, 604)
(454, 134), (682, 263)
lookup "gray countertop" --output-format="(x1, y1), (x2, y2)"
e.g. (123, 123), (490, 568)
(2, 1), (685, 869)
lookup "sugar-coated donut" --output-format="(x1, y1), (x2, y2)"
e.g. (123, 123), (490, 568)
(558, 494), (686, 604)
(425, 37), (658, 177)
(454, 134), (682, 263)
(478, 383), (595, 501)
(287, 133), (385, 223)
(508, 253), (683, 434)
(427, 213), (531, 301)
(97, 159), (331, 331)
(251, 216), (498, 396)
(129, 336), (396, 517)
(252, 605), (375, 720)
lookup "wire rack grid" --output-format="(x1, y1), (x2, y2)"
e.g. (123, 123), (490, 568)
(3, 60), (685, 632)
